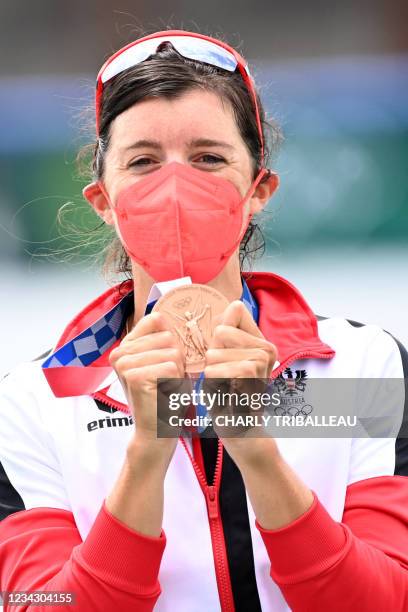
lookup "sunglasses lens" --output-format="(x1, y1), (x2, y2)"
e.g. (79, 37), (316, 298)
(174, 37), (237, 72)
(100, 35), (238, 84)
(101, 38), (158, 83)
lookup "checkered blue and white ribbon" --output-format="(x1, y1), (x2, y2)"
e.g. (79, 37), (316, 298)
(42, 294), (133, 369)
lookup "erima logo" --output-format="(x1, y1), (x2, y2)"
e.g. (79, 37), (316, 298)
(87, 401), (133, 432)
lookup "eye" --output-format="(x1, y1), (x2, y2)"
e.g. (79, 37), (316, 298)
(128, 157), (158, 169)
(194, 154), (225, 165)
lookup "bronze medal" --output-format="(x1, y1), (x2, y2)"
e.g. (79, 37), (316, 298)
(152, 284), (229, 373)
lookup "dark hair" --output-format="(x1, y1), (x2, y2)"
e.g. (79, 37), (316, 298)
(78, 39), (283, 278)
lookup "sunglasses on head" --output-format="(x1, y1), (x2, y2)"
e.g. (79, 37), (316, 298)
(95, 30), (265, 163)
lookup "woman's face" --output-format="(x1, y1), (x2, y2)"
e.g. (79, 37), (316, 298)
(85, 88), (278, 229)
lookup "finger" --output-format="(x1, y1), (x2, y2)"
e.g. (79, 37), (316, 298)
(205, 347), (275, 372)
(209, 326), (255, 349)
(113, 330), (178, 359)
(112, 348), (185, 378)
(209, 325), (277, 357)
(204, 359), (260, 379)
(220, 300), (264, 338)
(124, 311), (170, 342)
(124, 361), (183, 387)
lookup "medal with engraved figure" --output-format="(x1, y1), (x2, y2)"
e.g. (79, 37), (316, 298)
(152, 284), (229, 373)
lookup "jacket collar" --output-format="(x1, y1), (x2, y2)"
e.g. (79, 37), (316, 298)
(41, 272), (334, 401)
(242, 271), (334, 367)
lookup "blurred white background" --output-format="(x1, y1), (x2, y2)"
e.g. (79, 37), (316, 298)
(2, 245), (407, 376)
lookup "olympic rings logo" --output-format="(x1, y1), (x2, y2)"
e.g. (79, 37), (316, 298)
(273, 404), (313, 417)
(173, 297), (193, 309)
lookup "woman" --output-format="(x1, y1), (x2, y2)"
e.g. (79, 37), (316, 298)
(0, 30), (407, 612)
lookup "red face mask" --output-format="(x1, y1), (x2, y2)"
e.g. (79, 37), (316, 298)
(100, 162), (270, 283)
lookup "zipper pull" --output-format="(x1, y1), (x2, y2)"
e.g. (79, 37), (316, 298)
(205, 485), (219, 520)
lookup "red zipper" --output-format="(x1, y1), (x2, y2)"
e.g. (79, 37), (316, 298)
(92, 389), (130, 413)
(180, 435), (235, 612)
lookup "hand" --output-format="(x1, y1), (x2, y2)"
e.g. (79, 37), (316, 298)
(205, 300), (277, 378)
(203, 300), (278, 466)
(109, 311), (186, 460)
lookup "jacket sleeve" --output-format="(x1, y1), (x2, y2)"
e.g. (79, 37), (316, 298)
(0, 502), (166, 611)
(256, 478), (408, 612)
(0, 365), (166, 611)
(255, 330), (408, 611)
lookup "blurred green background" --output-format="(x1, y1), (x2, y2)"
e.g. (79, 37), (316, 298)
(2, 124), (408, 250)
(1, 62), (407, 256)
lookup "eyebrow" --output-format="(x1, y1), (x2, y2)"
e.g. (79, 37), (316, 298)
(189, 138), (234, 149)
(122, 138), (235, 152)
